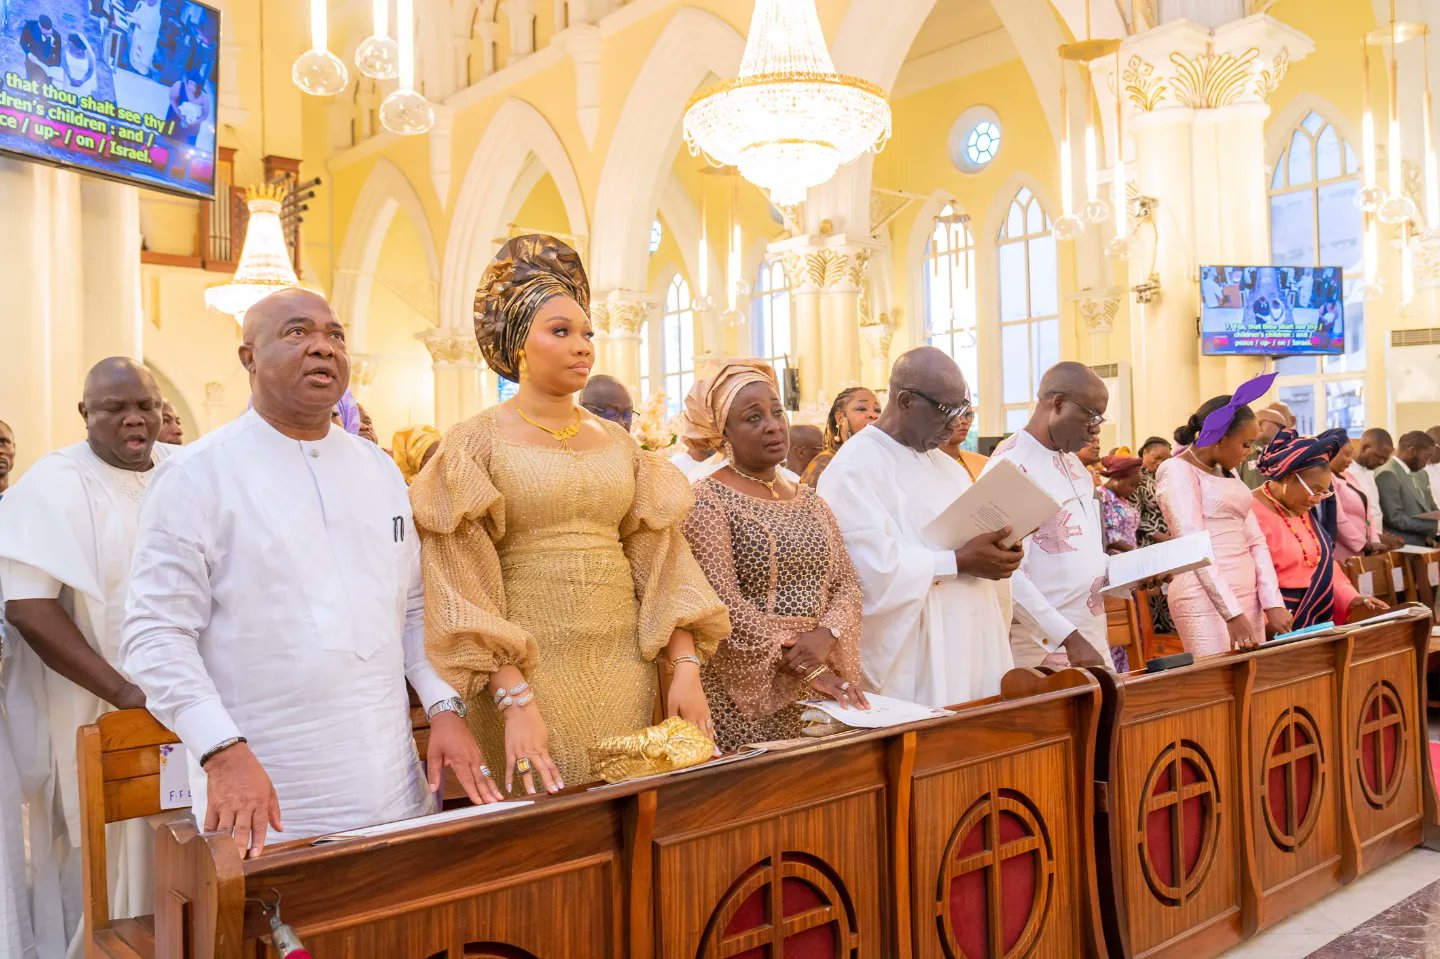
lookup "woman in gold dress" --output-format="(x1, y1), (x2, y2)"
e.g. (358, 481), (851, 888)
(411, 235), (730, 795)
(680, 359), (867, 751)
(799, 386), (881, 486)
(938, 407), (988, 481)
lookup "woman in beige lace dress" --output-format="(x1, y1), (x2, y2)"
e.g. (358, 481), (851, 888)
(679, 359), (866, 751)
(410, 235), (729, 794)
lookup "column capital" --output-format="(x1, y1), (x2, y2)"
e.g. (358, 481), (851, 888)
(417, 327), (483, 366)
(349, 353), (379, 393)
(768, 233), (883, 293)
(1092, 14), (1312, 119)
(592, 288), (660, 336)
(1068, 287), (1125, 336)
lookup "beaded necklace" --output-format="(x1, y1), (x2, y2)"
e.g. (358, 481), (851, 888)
(1260, 482), (1321, 568)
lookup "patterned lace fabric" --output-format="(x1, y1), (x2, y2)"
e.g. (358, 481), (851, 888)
(681, 477), (863, 751)
(409, 407), (730, 786)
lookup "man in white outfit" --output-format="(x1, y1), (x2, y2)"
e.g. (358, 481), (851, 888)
(121, 289), (500, 859)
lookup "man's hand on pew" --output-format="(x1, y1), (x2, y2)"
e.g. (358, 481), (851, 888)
(427, 711), (504, 805)
(203, 742), (282, 860)
(1061, 631), (1106, 668)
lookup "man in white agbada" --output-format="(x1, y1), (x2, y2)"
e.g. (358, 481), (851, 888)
(0, 358), (170, 959)
(818, 347), (1021, 707)
(987, 362), (1112, 671)
(120, 289), (501, 861)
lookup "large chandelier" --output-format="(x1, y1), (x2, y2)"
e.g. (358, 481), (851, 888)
(682, 0), (890, 205)
(204, 185), (300, 321)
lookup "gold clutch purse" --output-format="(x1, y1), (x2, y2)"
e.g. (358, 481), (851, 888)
(587, 716), (715, 784)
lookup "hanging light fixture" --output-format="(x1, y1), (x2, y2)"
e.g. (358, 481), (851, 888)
(355, 0), (399, 80)
(1054, 1), (1119, 241)
(682, 0), (891, 205)
(292, 0), (348, 96)
(380, 0), (434, 135)
(1105, 47), (1134, 260)
(205, 185), (300, 321)
(1376, 10), (1419, 225)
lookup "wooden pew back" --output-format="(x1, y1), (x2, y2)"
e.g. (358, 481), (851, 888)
(1344, 553), (1413, 607)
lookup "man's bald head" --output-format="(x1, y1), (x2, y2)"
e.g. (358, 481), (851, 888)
(238, 287), (349, 439)
(879, 347), (970, 453)
(1031, 361), (1108, 454)
(1266, 401), (1296, 428)
(78, 357), (163, 471)
(1427, 425), (1440, 446)
(786, 423), (824, 475)
(580, 374), (635, 430)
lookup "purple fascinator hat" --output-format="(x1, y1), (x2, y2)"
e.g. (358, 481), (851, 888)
(1195, 371), (1278, 447)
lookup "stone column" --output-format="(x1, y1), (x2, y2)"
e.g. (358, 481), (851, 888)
(591, 289), (658, 398)
(418, 329), (484, 430)
(1091, 16), (1312, 441)
(80, 177), (144, 365)
(771, 233), (880, 413)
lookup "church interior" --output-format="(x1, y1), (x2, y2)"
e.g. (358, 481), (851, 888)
(5, 0), (1440, 956)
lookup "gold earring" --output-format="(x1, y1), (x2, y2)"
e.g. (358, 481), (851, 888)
(838, 415), (851, 443)
(517, 349), (529, 379)
(722, 439), (735, 463)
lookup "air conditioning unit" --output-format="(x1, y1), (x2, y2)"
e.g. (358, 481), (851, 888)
(1389, 328), (1440, 433)
(1089, 361), (1133, 451)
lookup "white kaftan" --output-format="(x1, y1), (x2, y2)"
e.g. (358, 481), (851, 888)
(0, 624), (37, 959)
(817, 427), (1013, 708)
(0, 442), (169, 959)
(121, 410), (456, 842)
(987, 430), (1109, 668)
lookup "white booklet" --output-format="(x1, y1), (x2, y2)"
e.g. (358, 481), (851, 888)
(796, 693), (953, 730)
(921, 458), (1063, 550)
(1101, 532), (1215, 598)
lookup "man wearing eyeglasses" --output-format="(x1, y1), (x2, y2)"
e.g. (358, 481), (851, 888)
(988, 362), (1114, 671)
(818, 347), (1022, 708)
(579, 375), (635, 431)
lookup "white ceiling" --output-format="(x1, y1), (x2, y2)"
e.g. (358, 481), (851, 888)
(904, 0), (1006, 62)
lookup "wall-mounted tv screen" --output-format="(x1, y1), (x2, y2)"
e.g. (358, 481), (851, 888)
(0, 0), (218, 198)
(1200, 265), (1345, 356)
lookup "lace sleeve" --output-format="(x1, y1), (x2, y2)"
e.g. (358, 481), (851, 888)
(813, 494), (864, 687)
(410, 413), (537, 703)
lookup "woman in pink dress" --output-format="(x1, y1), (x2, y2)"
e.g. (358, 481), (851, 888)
(1156, 384), (1293, 656)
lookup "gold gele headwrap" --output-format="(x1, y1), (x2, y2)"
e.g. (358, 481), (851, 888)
(391, 425), (442, 483)
(681, 357), (780, 453)
(473, 234), (590, 383)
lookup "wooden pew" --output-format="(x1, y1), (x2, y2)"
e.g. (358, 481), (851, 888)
(1343, 553), (1414, 608)
(146, 669), (1106, 959)
(1090, 611), (1431, 959)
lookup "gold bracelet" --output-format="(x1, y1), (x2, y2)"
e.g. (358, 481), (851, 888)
(668, 654), (702, 673)
(803, 664), (828, 685)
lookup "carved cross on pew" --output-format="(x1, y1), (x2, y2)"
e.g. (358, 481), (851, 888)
(1355, 682), (1408, 809)
(1137, 740), (1220, 907)
(701, 853), (859, 958)
(1260, 706), (1326, 851)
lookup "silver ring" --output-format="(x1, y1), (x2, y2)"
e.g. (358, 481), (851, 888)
(840, 681), (851, 691)
(479, 765), (492, 778)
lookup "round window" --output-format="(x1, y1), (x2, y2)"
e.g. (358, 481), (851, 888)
(949, 106), (1002, 174)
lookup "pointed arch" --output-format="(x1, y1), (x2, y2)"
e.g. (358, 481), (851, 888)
(589, 7), (744, 292)
(439, 98), (588, 330)
(332, 160), (441, 347)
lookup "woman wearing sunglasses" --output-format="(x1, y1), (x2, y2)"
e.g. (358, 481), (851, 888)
(1251, 428), (1388, 629)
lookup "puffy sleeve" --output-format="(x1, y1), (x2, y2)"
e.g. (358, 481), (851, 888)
(1156, 459), (1242, 620)
(410, 414), (537, 703)
(620, 442), (730, 663)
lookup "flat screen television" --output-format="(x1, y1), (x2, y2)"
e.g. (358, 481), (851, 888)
(0, 0), (219, 198)
(1200, 265), (1344, 356)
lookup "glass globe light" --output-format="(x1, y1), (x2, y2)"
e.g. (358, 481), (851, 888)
(1104, 234), (1134, 260)
(1053, 213), (1086, 242)
(380, 88), (435, 136)
(1081, 197), (1111, 225)
(732, 279), (752, 299)
(721, 308), (745, 328)
(292, 48), (349, 97)
(1377, 194), (1418, 225)
(1358, 185), (1387, 214)
(354, 35), (400, 80)
(692, 294), (718, 313)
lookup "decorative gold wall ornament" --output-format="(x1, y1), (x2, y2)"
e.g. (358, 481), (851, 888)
(591, 294), (656, 336)
(416, 328), (483, 365)
(1074, 290), (1123, 335)
(1253, 48), (1291, 102)
(1168, 45), (1260, 110)
(1123, 55), (1166, 113)
(780, 246), (873, 291)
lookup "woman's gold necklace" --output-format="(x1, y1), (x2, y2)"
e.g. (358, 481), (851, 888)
(515, 405), (581, 449)
(729, 463), (782, 499)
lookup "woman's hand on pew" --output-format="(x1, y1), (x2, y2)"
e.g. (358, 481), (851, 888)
(202, 742), (282, 860)
(1349, 595), (1389, 615)
(1263, 607), (1294, 639)
(666, 663), (722, 758)
(503, 700), (563, 796)
(427, 711), (504, 805)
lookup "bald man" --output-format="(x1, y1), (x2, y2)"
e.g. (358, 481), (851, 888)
(122, 289), (494, 862)
(787, 424), (824, 477)
(819, 347), (1020, 706)
(988, 362), (1112, 671)
(580, 374), (635, 430)
(1239, 406), (1290, 489)
(0, 357), (169, 952)
(159, 398), (184, 445)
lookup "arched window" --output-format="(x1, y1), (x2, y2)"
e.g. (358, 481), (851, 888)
(660, 275), (695, 417)
(751, 259), (791, 385)
(996, 186), (1058, 431)
(1268, 111), (1365, 435)
(924, 203), (980, 406)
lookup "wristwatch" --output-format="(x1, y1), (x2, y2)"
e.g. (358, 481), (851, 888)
(426, 696), (468, 720)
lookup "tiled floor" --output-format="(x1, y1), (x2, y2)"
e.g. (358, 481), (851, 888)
(1218, 848), (1440, 958)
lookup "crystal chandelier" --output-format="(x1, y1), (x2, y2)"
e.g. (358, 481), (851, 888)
(682, 0), (891, 205)
(205, 185), (300, 320)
